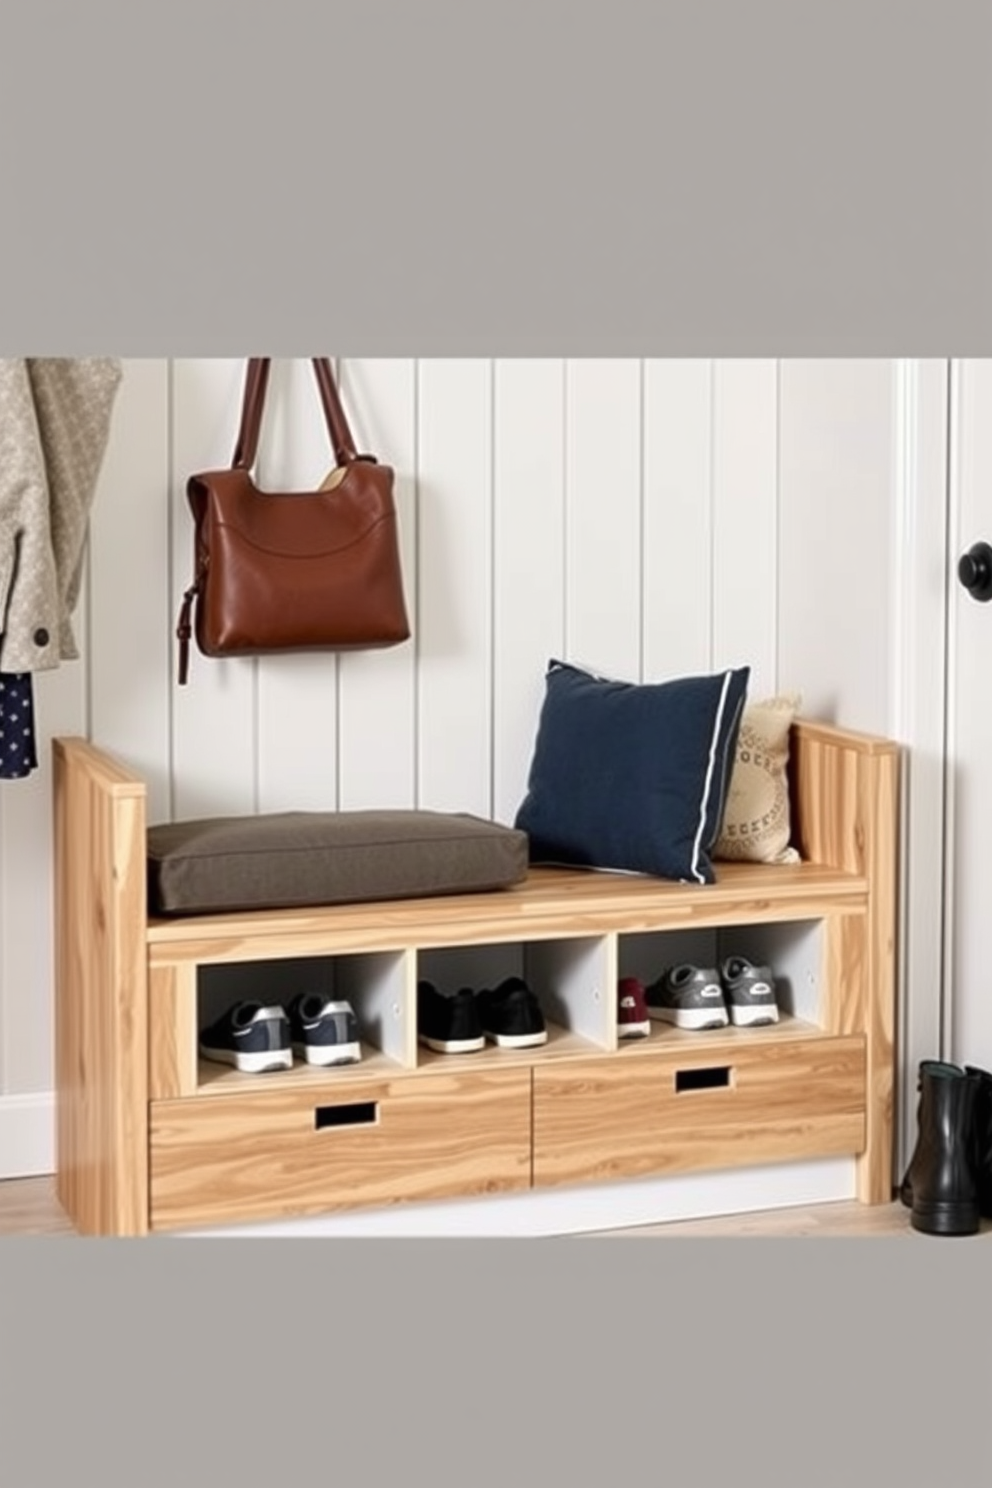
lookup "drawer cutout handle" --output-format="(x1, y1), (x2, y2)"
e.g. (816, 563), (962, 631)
(314, 1101), (378, 1130)
(675, 1066), (731, 1092)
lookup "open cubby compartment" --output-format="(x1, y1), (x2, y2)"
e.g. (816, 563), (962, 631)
(195, 948), (416, 1090)
(617, 917), (825, 1030)
(415, 934), (617, 1063)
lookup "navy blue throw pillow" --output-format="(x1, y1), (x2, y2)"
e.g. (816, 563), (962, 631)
(514, 660), (751, 885)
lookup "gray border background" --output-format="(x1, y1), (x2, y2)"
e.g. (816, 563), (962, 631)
(2, 1), (991, 1483)
(2, 1236), (991, 1483)
(1, 0), (989, 355)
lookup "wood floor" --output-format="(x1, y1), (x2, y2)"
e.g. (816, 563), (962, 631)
(4, 1173), (990, 1238)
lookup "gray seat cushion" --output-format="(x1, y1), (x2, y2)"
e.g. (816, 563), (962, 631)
(147, 809), (529, 916)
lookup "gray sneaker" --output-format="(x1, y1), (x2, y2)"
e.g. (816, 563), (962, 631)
(720, 956), (779, 1027)
(646, 965), (729, 1030)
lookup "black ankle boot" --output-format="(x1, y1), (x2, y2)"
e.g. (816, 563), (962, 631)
(899, 1059), (959, 1208)
(964, 1064), (992, 1219)
(910, 1063), (981, 1237)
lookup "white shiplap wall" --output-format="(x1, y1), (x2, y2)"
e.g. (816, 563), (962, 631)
(0, 357), (909, 1229)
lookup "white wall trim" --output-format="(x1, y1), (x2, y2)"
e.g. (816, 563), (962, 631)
(891, 358), (951, 1171)
(0, 1092), (55, 1178)
(941, 358), (964, 1060)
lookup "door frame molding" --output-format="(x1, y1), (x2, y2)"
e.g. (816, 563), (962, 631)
(891, 357), (952, 1170)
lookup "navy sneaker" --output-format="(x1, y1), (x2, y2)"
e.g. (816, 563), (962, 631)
(418, 981), (485, 1054)
(477, 977), (548, 1049)
(199, 1001), (293, 1073)
(287, 993), (362, 1066)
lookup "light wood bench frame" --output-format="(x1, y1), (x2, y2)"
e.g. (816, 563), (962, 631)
(52, 721), (899, 1236)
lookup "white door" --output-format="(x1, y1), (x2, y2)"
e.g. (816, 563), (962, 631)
(946, 358), (992, 1071)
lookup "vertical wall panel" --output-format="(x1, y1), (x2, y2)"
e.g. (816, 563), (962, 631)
(257, 652), (340, 813)
(2, 661), (87, 1092)
(778, 359), (896, 732)
(89, 357), (172, 823)
(642, 358), (714, 681)
(337, 359), (418, 811)
(564, 360), (642, 679)
(1, 541), (91, 1095)
(492, 359), (566, 826)
(170, 359), (258, 818)
(712, 358), (779, 698)
(252, 359), (345, 812)
(417, 359), (493, 817)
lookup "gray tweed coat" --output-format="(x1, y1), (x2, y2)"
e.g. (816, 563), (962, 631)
(0, 358), (122, 673)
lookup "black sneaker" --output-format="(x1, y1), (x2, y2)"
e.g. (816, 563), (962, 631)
(199, 1001), (293, 1073)
(287, 993), (362, 1066)
(477, 977), (548, 1049)
(418, 981), (485, 1054)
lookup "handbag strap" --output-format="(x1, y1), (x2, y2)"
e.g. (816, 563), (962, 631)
(232, 358), (363, 470)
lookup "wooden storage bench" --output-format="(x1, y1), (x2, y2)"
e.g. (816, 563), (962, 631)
(52, 720), (898, 1236)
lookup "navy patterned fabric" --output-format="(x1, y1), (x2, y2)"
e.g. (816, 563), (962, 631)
(0, 673), (39, 779)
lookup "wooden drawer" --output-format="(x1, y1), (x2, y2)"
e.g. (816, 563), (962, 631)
(149, 1067), (531, 1231)
(533, 1033), (867, 1188)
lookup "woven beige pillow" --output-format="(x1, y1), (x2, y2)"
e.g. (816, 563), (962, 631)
(715, 694), (802, 864)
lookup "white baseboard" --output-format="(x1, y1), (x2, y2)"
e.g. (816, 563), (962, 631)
(0, 1092), (55, 1178)
(188, 1158), (856, 1239)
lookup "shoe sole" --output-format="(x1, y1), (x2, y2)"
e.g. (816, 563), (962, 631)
(200, 1045), (293, 1074)
(727, 1005), (779, 1027)
(910, 1200), (980, 1237)
(483, 1029), (548, 1049)
(618, 1021), (651, 1039)
(418, 1033), (486, 1054)
(292, 1040), (362, 1066)
(647, 1007), (729, 1031)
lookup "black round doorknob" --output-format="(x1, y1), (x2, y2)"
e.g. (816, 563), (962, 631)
(958, 542), (992, 602)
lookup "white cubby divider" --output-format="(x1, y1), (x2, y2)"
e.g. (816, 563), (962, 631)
(335, 949), (416, 1069)
(524, 936), (617, 1051)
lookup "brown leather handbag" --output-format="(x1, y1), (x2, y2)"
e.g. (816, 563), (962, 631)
(176, 358), (410, 684)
